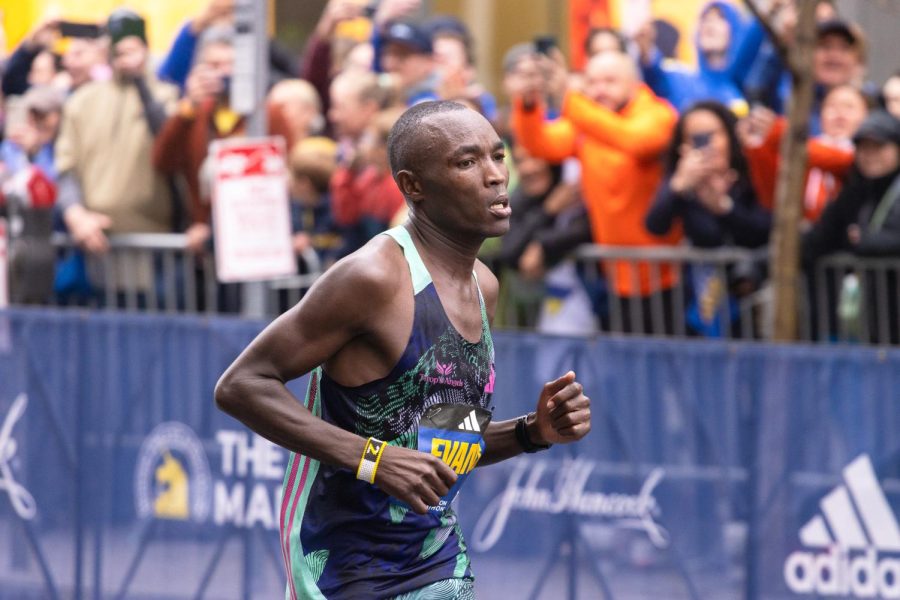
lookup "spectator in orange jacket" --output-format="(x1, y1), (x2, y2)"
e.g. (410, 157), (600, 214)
(740, 84), (866, 225)
(512, 51), (681, 333)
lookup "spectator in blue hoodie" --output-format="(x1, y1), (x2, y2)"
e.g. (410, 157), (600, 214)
(634, 1), (764, 115)
(157, 0), (296, 92)
(742, 0), (838, 113)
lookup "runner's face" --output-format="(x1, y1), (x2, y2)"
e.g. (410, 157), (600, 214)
(416, 110), (510, 238)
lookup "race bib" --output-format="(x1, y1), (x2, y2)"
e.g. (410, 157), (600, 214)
(409, 403), (492, 512)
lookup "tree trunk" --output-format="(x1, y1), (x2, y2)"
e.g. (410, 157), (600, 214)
(768, 0), (818, 341)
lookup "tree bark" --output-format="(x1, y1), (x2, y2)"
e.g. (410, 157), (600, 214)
(745, 0), (819, 341)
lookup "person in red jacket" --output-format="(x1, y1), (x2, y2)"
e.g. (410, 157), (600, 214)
(330, 106), (407, 251)
(740, 84), (866, 226)
(512, 50), (681, 334)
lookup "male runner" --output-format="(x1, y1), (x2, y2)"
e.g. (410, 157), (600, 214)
(215, 101), (591, 599)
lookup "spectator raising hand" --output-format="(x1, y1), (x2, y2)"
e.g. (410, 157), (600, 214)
(513, 51), (682, 333)
(647, 101), (770, 250)
(1, 18), (62, 97)
(536, 45), (571, 110)
(668, 124), (742, 218)
(27, 18), (61, 50)
(314, 0), (364, 38)
(56, 8), (179, 262)
(190, 0), (235, 35)
(157, 0), (235, 89)
(736, 104), (777, 149)
(373, 0), (422, 26)
(185, 62), (224, 106)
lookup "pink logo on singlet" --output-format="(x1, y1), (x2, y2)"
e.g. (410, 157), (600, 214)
(485, 366), (495, 393)
(436, 362), (454, 376)
(420, 361), (464, 387)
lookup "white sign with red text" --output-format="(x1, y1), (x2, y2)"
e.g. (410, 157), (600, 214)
(0, 218), (8, 308)
(211, 137), (296, 283)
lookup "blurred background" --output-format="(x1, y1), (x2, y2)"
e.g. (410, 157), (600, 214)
(0, 1), (899, 599)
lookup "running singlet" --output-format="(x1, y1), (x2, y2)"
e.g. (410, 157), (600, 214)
(279, 226), (496, 599)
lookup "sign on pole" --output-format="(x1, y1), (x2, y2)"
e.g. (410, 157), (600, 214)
(232, 0), (270, 316)
(211, 137), (296, 283)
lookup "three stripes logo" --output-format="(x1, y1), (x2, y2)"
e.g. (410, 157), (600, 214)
(457, 410), (481, 433)
(784, 454), (900, 597)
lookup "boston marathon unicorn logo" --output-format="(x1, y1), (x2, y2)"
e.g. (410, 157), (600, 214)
(135, 422), (212, 523)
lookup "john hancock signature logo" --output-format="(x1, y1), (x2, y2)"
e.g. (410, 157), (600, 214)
(0, 393), (37, 520)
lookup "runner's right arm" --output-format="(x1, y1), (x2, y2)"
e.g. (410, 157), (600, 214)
(215, 243), (457, 514)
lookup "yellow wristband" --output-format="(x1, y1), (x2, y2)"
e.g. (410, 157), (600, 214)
(356, 437), (387, 484)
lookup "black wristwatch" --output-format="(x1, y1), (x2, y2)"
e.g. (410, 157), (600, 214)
(515, 413), (552, 453)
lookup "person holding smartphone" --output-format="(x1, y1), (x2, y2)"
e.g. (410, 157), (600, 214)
(645, 100), (771, 337)
(646, 100), (770, 249)
(1, 17), (106, 99)
(56, 9), (180, 255)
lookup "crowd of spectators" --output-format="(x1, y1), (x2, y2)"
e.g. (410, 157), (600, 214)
(1, 0), (899, 341)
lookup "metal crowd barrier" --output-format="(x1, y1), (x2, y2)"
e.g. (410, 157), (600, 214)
(811, 253), (900, 345)
(500, 245), (900, 345)
(571, 244), (770, 339)
(46, 233), (323, 316)
(12, 236), (899, 345)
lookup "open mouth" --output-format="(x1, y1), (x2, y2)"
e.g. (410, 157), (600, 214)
(489, 196), (511, 218)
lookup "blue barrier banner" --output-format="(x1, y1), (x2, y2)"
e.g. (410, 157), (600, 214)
(0, 309), (898, 599)
(750, 348), (900, 600)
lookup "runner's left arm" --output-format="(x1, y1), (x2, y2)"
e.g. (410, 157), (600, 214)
(473, 261), (591, 465)
(479, 371), (591, 466)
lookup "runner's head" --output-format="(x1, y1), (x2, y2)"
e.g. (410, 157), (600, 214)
(388, 101), (510, 239)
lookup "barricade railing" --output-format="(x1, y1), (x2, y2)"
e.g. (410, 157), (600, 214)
(44, 233), (323, 316)
(574, 245), (900, 345)
(502, 244), (770, 340)
(11, 236), (898, 345)
(811, 252), (900, 345)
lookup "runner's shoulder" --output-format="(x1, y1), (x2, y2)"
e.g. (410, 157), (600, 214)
(312, 234), (407, 309)
(474, 259), (500, 320)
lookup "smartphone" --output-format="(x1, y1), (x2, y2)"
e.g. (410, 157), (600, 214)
(534, 35), (558, 55)
(690, 132), (712, 149)
(59, 21), (102, 39)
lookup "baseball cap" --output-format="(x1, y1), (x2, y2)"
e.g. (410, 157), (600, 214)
(817, 19), (858, 46)
(426, 16), (471, 42)
(107, 8), (147, 47)
(382, 21), (432, 54)
(852, 110), (900, 145)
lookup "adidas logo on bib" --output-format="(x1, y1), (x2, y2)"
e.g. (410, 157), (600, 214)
(457, 410), (480, 432)
(783, 454), (900, 597)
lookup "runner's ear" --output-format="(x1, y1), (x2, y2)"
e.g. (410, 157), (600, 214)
(396, 170), (423, 203)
